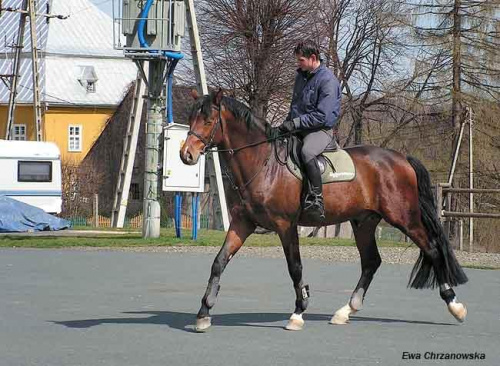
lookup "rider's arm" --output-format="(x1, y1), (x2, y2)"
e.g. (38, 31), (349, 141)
(286, 73), (301, 121)
(293, 76), (341, 130)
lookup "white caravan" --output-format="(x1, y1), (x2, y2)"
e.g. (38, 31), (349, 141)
(0, 140), (62, 213)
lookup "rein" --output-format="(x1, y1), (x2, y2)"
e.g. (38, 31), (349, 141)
(187, 103), (291, 201)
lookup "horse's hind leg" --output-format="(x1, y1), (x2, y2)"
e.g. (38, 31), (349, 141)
(331, 214), (382, 325)
(395, 219), (467, 323)
(195, 211), (256, 332)
(383, 206), (468, 323)
(394, 155), (468, 322)
(277, 223), (309, 331)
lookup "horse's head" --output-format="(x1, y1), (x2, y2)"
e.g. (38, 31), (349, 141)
(180, 89), (224, 165)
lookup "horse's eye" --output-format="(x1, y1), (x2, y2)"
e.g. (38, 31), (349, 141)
(204, 119), (213, 126)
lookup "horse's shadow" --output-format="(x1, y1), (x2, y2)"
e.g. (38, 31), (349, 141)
(52, 311), (454, 332)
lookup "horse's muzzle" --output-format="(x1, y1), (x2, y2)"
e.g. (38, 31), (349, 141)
(180, 143), (199, 165)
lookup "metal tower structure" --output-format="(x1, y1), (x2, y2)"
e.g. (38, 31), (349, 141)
(4, 0), (29, 140)
(2, 0), (67, 140)
(112, 0), (229, 237)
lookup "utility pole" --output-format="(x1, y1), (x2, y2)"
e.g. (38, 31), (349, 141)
(142, 58), (167, 238)
(3, 1), (68, 140)
(468, 107), (474, 252)
(28, 0), (43, 141)
(5, 0), (28, 140)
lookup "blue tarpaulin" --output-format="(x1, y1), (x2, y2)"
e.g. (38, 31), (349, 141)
(0, 196), (70, 232)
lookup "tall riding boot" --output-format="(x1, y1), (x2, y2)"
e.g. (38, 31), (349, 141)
(303, 158), (325, 220)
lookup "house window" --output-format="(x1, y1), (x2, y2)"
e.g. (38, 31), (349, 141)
(68, 125), (82, 152)
(13, 124), (26, 140)
(18, 161), (52, 182)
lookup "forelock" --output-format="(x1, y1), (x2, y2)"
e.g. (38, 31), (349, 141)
(189, 95), (213, 121)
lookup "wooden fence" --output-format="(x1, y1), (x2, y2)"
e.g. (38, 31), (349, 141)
(436, 183), (500, 252)
(68, 213), (208, 230)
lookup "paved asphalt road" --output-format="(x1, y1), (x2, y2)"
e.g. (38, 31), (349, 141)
(0, 249), (498, 366)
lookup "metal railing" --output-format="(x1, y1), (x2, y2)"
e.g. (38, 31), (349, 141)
(436, 183), (500, 252)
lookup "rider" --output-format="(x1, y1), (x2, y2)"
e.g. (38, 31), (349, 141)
(277, 40), (341, 220)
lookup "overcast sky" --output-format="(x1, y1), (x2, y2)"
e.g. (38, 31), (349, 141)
(89, 0), (113, 17)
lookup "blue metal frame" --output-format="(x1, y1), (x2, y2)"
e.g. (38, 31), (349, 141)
(175, 193), (182, 238)
(191, 193), (200, 240)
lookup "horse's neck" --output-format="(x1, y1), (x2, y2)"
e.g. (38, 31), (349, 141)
(219, 120), (271, 188)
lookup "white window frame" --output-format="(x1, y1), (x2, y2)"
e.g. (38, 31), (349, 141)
(13, 124), (27, 141)
(68, 125), (83, 152)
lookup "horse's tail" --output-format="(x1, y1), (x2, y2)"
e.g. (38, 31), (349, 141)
(406, 156), (468, 289)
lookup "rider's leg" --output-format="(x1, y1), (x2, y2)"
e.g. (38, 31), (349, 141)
(300, 129), (333, 219)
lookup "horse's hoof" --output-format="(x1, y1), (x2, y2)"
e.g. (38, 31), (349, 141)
(329, 313), (349, 325)
(448, 302), (467, 323)
(329, 304), (355, 325)
(195, 317), (212, 332)
(285, 314), (304, 331)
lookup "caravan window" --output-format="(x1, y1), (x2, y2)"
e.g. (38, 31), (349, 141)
(18, 161), (52, 182)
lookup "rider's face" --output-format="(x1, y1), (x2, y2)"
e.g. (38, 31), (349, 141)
(296, 54), (317, 72)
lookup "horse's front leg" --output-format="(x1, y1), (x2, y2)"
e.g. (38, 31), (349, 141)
(277, 222), (309, 331)
(195, 211), (255, 332)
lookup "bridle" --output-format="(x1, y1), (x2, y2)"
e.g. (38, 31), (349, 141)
(187, 104), (223, 155)
(187, 103), (286, 156)
(185, 101), (289, 202)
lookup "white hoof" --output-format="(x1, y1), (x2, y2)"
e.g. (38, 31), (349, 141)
(330, 304), (357, 325)
(448, 302), (467, 323)
(195, 317), (212, 332)
(285, 313), (304, 331)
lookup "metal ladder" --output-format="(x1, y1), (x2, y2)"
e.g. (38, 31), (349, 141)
(5, 0), (28, 140)
(5, 0), (43, 141)
(111, 62), (148, 228)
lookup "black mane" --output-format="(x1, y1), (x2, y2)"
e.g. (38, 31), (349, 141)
(190, 93), (268, 131)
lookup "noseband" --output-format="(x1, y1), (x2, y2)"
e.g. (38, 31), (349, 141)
(187, 105), (223, 154)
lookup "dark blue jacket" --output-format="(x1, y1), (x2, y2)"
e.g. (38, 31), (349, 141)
(287, 63), (341, 130)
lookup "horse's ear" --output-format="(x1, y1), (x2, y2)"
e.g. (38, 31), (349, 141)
(191, 89), (199, 100)
(214, 88), (223, 106)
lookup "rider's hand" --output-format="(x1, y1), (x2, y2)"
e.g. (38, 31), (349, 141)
(278, 119), (296, 134)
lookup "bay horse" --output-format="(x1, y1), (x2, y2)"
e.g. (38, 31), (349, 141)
(180, 89), (468, 332)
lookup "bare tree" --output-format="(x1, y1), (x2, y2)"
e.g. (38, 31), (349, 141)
(314, 0), (420, 145)
(406, 0), (500, 131)
(197, 0), (314, 121)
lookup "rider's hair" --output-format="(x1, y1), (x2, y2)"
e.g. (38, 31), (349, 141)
(294, 40), (321, 59)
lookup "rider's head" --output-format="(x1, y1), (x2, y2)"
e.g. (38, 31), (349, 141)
(294, 40), (321, 72)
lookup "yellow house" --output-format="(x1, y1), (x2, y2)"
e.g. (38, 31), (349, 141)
(0, 0), (136, 164)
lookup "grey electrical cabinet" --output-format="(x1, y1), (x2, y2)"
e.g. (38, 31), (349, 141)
(121, 0), (185, 52)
